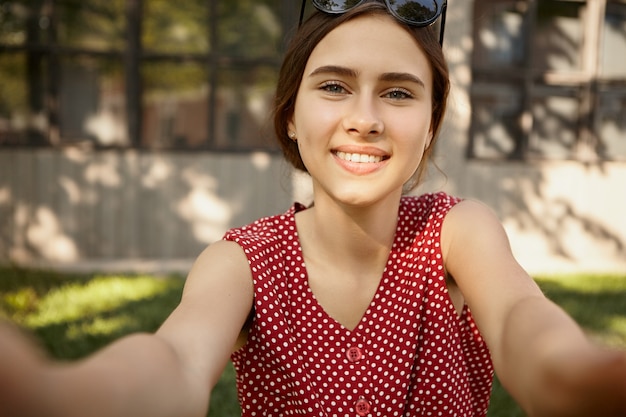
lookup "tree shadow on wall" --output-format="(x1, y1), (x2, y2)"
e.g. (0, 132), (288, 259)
(457, 1), (626, 264)
(0, 127), (294, 267)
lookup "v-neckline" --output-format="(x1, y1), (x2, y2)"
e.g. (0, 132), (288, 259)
(290, 203), (404, 333)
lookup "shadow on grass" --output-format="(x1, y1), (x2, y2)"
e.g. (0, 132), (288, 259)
(1, 267), (184, 357)
(536, 275), (626, 347)
(33, 293), (182, 359)
(0, 267), (91, 300)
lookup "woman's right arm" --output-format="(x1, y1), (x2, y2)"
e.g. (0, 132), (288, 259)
(0, 240), (254, 417)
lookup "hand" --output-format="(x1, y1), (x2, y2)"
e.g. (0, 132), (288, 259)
(0, 320), (48, 416)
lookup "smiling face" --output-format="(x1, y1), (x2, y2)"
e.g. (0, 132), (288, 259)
(288, 13), (434, 208)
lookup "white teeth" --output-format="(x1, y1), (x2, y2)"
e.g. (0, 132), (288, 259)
(336, 151), (383, 163)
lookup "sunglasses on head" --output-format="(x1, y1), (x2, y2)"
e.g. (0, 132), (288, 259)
(298, 0), (447, 46)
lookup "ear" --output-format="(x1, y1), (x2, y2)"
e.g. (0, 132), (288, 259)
(287, 120), (296, 136)
(425, 130), (434, 150)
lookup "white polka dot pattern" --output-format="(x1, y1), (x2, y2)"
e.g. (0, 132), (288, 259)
(224, 192), (494, 416)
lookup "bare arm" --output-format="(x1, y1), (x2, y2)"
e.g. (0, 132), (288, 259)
(0, 240), (253, 417)
(442, 200), (626, 417)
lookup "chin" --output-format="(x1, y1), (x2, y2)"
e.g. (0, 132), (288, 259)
(333, 190), (402, 209)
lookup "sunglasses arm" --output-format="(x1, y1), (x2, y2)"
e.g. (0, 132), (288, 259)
(299, 0), (306, 27)
(439, 2), (447, 46)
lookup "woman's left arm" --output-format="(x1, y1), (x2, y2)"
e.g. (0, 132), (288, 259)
(441, 199), (626, 417)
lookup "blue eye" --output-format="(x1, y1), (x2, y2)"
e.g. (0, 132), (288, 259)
(320, 82), (347, 94)
(385, 89), (413, 100)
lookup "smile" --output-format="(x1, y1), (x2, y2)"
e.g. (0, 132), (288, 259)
(335, 151), (384, 163)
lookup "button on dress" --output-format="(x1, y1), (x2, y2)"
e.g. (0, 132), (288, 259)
(224, 192), (494, 416)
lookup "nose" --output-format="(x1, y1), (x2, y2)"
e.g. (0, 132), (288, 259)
(343, 95), (384, 138)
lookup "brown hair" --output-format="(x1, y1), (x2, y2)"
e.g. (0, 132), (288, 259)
(273, 1), (450, 191)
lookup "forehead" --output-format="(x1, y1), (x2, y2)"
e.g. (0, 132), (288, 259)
(304, 14), (432, 86)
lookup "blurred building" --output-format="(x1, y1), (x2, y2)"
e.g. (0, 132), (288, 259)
(0, 0), (625, 274)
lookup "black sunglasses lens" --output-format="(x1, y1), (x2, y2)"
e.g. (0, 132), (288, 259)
(312, 0), (363, 13)
(311, 0), (441, 25)
(389, 0), (439, 23)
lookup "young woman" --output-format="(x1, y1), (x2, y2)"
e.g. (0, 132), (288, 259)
(1, 1), (625, 416)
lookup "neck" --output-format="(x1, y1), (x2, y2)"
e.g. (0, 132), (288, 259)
(296, 193), (402, 273)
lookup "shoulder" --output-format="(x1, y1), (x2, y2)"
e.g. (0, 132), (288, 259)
(400, 192), (463, 228)
(442, 198), (505, 246)
(402, 192), (462, 214)
(221, 205), (303, 268)
(403, 191), (461, 206)
(440, 198), (510, 266)
(223, 204), (300, 242)
(184, 239), (253, 296)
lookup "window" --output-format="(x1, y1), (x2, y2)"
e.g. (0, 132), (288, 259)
(0, 0), (298, 151)
(469, 0), (626, 161)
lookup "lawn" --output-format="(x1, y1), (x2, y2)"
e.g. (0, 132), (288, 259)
(1, 266), (625, 416)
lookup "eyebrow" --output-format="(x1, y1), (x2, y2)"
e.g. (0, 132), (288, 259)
(380, 72), (425, 89)
(308, 65), (425, 89)
(309, 65), (358, 79)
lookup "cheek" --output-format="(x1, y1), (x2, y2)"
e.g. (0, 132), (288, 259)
(395, 123), (432, 168)
(294, 134), (318, 169)
(395, 118), (431, 149)
(301, 104), (340, 134)
(293, 93), (340, 132)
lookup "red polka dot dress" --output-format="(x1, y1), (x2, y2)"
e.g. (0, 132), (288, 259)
(224, 192), (494, 416)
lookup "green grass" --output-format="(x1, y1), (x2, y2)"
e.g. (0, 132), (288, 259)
(1, 267), (625, 416)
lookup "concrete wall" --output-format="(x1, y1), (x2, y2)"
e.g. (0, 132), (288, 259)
(0, 149), (294, 273)
(417, 0), (626, 275)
